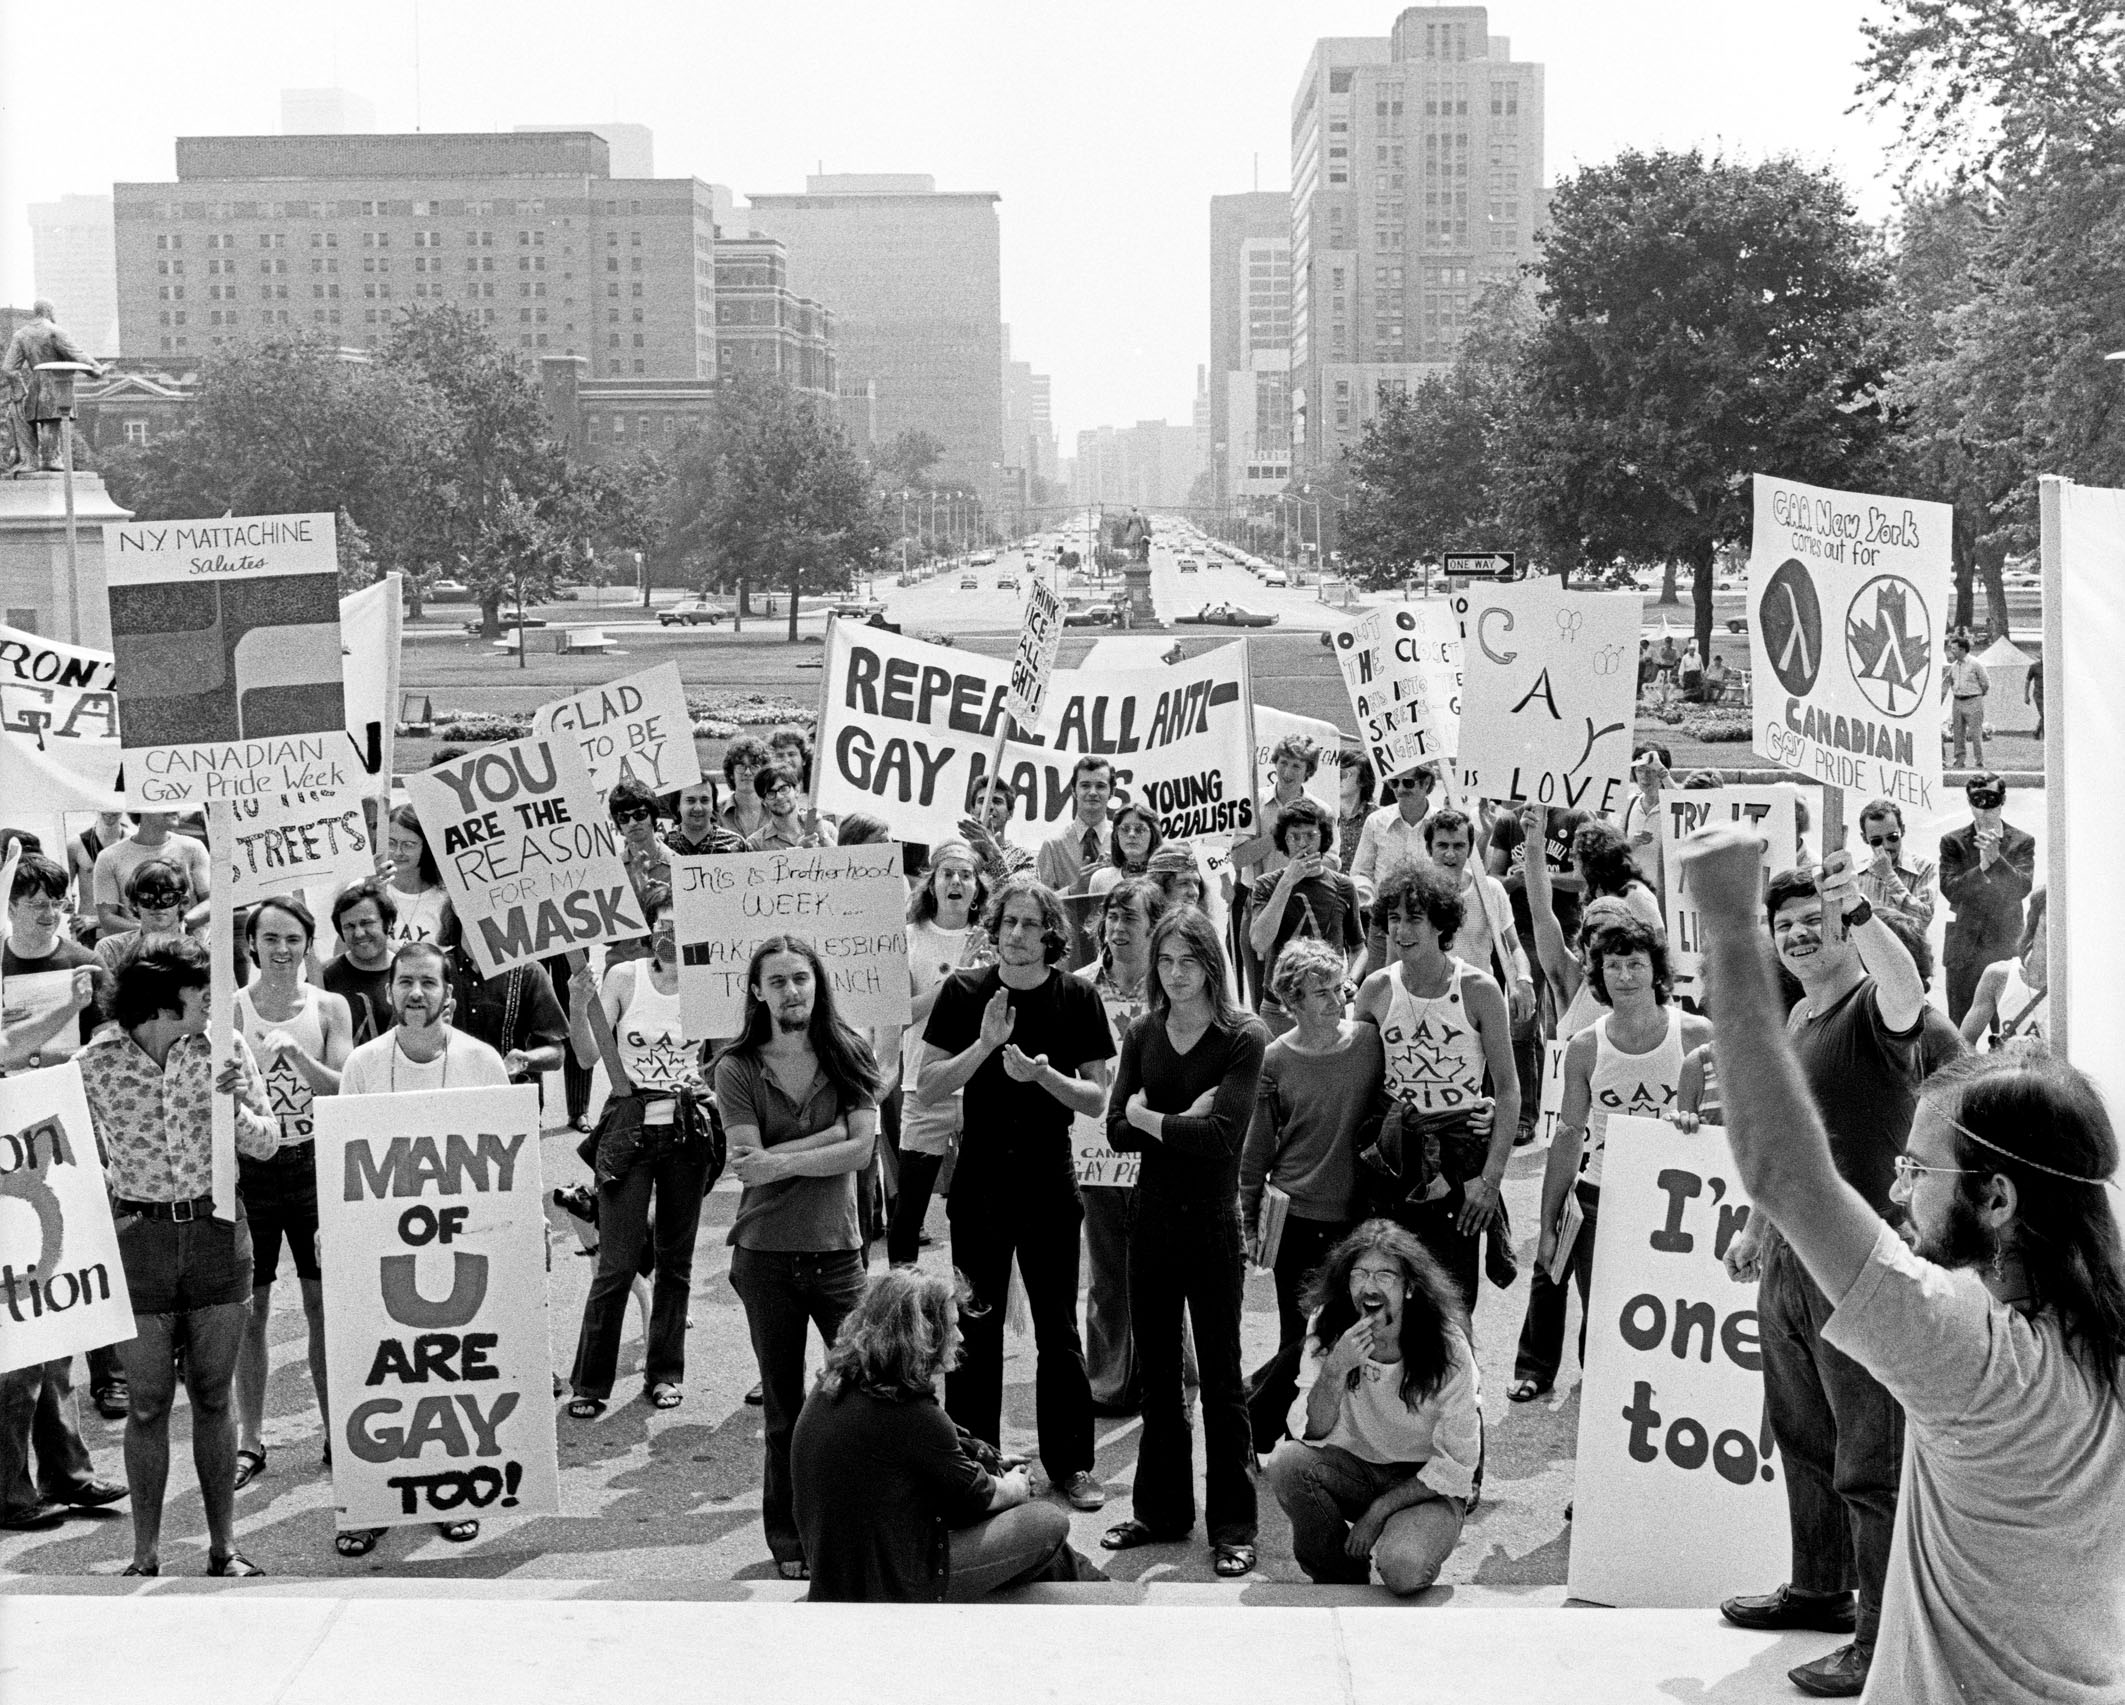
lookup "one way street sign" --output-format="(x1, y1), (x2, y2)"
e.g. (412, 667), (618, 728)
(1442, 552), (1519, 580)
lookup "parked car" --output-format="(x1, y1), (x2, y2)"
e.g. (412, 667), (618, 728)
(959, 573), (981, 589)
(1062, 603), (1117, 627)
(970, 551), (998, 567)
(1177, 602), (1279, 629)
(658, 599), (726, 626)
(831, 599), (887, 619)
(463, 614), (549, 634)
(423, 579), (473, 602)
(1261, 569), (1290, 588)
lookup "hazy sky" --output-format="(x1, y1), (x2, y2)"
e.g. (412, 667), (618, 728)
(0, 0), (1906, 443)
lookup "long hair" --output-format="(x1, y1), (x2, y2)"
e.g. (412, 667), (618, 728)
(983, 873), (1071, 965)
(1928, 1050), (2125, 1396)
(388, 804), (444, 888)
(1107, 802), (1163, 871)
(908, 844), (989, 927)
(1146, 905), (1245, 1028)
(818, 1268), (963, 1401)
(1302, 1219), (1466, 1408)
(1572, 818), (1641, 900)
(1372, 860), (1464, 950)
(719, 933), (879, 1106)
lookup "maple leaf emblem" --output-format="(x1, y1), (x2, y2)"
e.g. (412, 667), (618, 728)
(1845, 578), (1932, 715)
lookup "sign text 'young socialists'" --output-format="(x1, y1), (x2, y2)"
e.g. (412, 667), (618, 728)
(406, 734), (647, 976)
(314, 1086), (559, 1528)
(1569, 1114), (1790, 1608)
(672, 845), (912, 1036)
(0, 1062), (134, 1374)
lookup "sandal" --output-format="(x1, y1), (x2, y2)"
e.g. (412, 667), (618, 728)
(207, 1551), (265, 1578)
(1099, 1519), (1183, 1551)
(646, 1383), (683, 1410)
(1507, 1379), (1550, 1404)
(1212, 1543), (1258, 1578)
(436, 1519), (480, 1543)
(120, 1561), (158, 1576)
(776, 1558), (809, 1581)
(334, 1528), (383, 1559)
(233, 1448), (267, 1490)
(567, 1396), (607, 1420)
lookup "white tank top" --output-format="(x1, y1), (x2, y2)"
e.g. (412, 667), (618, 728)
(235, 984), (327, 1147)
(615, 957), (692, 1122)
(1990, 962), (2048, 1049)
(1581, 1007), (1686, 1189)
(1381, 959), (1490, 1112)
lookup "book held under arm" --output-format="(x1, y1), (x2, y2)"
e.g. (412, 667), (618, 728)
(1255, 1182), (1291, 1273)
(1546, 1190), (1586, 1286)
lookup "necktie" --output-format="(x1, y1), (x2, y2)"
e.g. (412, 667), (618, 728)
(1083, 826), (1099, 866)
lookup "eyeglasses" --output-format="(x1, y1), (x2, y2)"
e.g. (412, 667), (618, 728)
(1864, 833), (1902, 847)
(612, 805), (655, 824)
(1394, 775), (1432, 792)
(1891, 1155), (1986, 1194)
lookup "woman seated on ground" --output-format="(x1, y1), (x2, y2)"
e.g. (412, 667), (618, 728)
(791, 1267), (1107, 1602)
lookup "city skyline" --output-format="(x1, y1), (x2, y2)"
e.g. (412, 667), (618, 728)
(0, 0), (1902, 445)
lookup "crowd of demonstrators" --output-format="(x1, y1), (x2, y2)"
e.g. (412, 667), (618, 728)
(90, 811), (212, 942)
(1333, 752), (1375, 875)
(1960, 887), (2049, 1051)
(747, 764), (836, 852)
(719, 737), (773, 844)
(667, 778), (745, 857)
(94, 861), (200, 976)
(1938, 771), (2037, 1025)
(1246, 798), (1363, 1041)
(957, 776), (1036, 885)
(1852, 799), (1936, 932)
(1231, 736), (1321, 998)
(319, 880), (397, 1046)
(381, 806), (451, 945)
(1033, 755), (1116, 972)
(69, 810), (127, 923)
(1684, 825), (2123, 1702)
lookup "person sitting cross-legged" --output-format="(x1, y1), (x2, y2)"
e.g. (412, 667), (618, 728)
(1264, 1219), (1481, 1594)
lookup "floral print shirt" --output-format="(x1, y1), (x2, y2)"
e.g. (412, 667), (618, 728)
(78, 1028), (278, 1203)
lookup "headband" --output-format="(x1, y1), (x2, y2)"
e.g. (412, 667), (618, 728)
(1926, 1099), (2123, 1191)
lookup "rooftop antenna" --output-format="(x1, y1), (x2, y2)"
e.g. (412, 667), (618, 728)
(413, 0), (423, 131)
(1254, 152), (1259, 191)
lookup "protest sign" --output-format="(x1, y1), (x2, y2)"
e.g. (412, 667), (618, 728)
(533, 661), (701, 796)
(672, 844), (910, 1036)
(0, 624), (115, 695)
(0, 972), (90, 1072)
(1072, 1108), (1138, 1189)
(1657, 785), (1801, 1002)
(340, 575), (402, 792)
(1253, 705), (1342, 818)
(219, 787), (377, 909)
(1535, 1038), (1568, 1143)
(1005, 580), (1066, 729)
(1747, 474), (1952, 813)
(405, 734), (646, 976)
(1569, 1114), (1790, 1607)
(313, 1085), (559, 1529)
(1454, 580), (1640, 813)
(0, 623), (125, 841)
(1330, 603), (1461, 779)
(105, 512), (352, 805)
(0, 1062), (133, 1373)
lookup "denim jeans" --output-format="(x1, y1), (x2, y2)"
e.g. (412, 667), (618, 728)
(1081, 1184), (1136, 1409)
(0, 1357), (97, 1509)
(942, 1502), (1075, 1600)
(728, 1244), (867, 1566)
(886, 1148), (946, 1267)
(1246, 1214), (1354, 1451)
(569, 1124), (710, 1400)
(1761, 1235), (1904, 1652)
(945, 1184), (1094, 1486)
(1129, 1192), (1256, 1547)
(1265, 1438), (1464, 1592)
(1512, 1183), (1601, 1388)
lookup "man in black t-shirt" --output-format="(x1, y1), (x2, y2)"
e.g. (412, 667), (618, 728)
(919, 874), (1115, 1513)
(1718, 854), (1952, 1698)
(2, 852), (99, 1066)
(319, 881), (396, 1046)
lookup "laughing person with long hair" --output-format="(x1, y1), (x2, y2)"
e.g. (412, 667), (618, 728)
(1264, 1220), (1481, 1593)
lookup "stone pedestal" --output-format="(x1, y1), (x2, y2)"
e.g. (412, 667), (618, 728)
(1122, 562), (1157, 625)
(0, 470), (128, 646)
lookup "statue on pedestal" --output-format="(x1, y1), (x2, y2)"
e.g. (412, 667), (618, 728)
(4, 300), (102, 475)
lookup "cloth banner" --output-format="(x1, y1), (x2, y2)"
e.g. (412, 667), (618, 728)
(1453, 580), (1639, 813)
(1657, 786), (1801, 1003)
(313, 1085), (559, 1529)
(218, 788), (378, 909)
(672, 845), (911, 1037)
(1253, 704), (1343, 819)
(106, 512), (352, 805)
(532, 660), (701, 797)
(1747, 475), (1951, 814)
(0, 623), (124, 844)
(1329, 603), (1461, 779)
(1569, 1114), (1790, 1607)
(405, 735), (647, 976)
(0, 1062), (134, 1373)
(340, 575), (402, 793)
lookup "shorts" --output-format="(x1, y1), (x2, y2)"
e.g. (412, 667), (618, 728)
(116, 1208), (254, 1314)
(237, 1143), (322, 1285)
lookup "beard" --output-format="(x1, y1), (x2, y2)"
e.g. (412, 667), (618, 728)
(1913, 1189), (1995, 1269)
(774, 1009), (810, 1035)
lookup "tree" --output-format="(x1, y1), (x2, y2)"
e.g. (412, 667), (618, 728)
(1504, 150), (1892, 667)
(1339, 282), (1533, 588)
(874, 428), (947, 492)
(664, 375), (889, 641)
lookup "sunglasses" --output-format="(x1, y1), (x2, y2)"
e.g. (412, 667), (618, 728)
(1865, 833), (1902, 847)
(612, 805), (656, 824)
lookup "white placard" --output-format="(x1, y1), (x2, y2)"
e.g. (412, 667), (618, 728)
(1747, 474), (1952, 814)
(1005, 580), (1066, 729)
(1072, 1108), (1138, 1189)
(405, 735), (646, 976)
(672, 845), (912, 1037)
(533, 660), (702, 796)
(313, 1085), (559, 1529)
(218, 788), (377, 909)
(0, 970), (88, 1072)
(106, 512), (352, 805)
(0, 1062), (135, 1373)
(1657, 786), (1801, 1003)
(1568, 1114), (1791, 1607)
(340, 575), (403, 792)
(1330, 604), (1461, 777)
(1454, 580), (1640, 813)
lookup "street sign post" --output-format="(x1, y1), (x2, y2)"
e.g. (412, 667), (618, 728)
(1442, 552), (1519, 581)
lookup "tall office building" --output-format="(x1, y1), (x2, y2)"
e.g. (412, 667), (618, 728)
(1072, 421), (1200, 509)
(747, 175), (1003, 503)
(1288, 7), (1543, 472)
(1208, 190), (1293, 501)
(27, 194), (120, 354)
(713, 236), (836, 396)
(113, 131), (724, 380)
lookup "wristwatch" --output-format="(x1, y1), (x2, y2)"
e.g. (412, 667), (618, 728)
(1841, 897), (1874, 930)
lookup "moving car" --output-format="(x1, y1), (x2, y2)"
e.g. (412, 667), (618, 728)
(997, 572), (1020, 590)
(1177, 602), (1279, 629)
(970, 551), (998, 567)
(1261, 568), (1290, 588)
(658, 599), (726, 626)
(959, 573), (981, 589)
(1177, 557), (1198, 573)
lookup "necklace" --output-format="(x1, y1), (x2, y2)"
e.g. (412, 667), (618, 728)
(389, 1030), (449, 1090)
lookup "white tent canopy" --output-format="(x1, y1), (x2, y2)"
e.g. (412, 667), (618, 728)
(1973, 634), (2039, 732)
